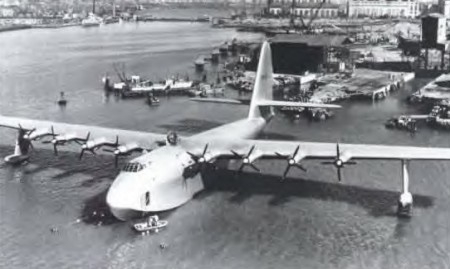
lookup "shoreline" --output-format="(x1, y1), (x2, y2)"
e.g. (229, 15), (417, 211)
(0, 25), (31, 33)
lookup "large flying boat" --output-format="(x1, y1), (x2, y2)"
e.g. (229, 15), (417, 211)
(1, 42), (450, 220)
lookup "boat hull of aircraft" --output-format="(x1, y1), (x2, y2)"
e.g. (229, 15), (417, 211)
(106, 146), (205, 220)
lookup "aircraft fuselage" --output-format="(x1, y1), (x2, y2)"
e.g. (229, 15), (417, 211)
(106, 117), (267, 220)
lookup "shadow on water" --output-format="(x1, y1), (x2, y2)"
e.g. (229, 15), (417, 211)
(0, 145), (123, 225)
(199, 167), (434, 218)
(158, 118), (225, 134)
(257, 131), (298, 141)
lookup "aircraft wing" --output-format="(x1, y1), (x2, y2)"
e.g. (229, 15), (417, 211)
(0, 115), (167, 150)
(245, 140), (450, 161)
(182, 138), (450, 163)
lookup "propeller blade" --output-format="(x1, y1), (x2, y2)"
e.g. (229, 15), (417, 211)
(187, 151), (198, 160)
(79, 149), (85, 160)
(249, 163), (260, 172)
(293, 145), (300, 157)
(282, 165), (291, 180)
(336, 143), (340, 159)
(103, 148), (115, 153)
(238, 163), (245, 172)
(202, 144), (209, 156)
(295, 163), (307, 172)
(230, 150), (241, 158)
(53, 144), (58, 156)
(321, 161), (334, 165)
(337, 167), (342, 182)
(247, 145), (255, 156)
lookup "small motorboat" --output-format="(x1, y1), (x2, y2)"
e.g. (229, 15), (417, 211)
(57, 91), (67, 106)
(133, 215), (168, 234)
(146, 95), (160, 106)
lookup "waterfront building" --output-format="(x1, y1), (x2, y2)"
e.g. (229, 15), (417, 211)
(347, 0), (420, 18)
(292, 1), (340, 18)
(0, 6), (15, 17)
(438, 0), (450, 18)
(269, 34), (353, 74)
(268, 0), (340, 17)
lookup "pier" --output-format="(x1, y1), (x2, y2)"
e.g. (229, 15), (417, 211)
(311, 69), (415, 103)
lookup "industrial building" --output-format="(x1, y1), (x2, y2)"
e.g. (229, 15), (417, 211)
(347, 0), (420, 18)
(421, 13), (449, 70)
(260, 35), (353, 75)
(268, 0), (341, 18)
(438, 0), (450, 18)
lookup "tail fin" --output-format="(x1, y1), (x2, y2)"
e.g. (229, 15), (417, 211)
(248, 42), (341, 120)
(248, 41), (274, 119)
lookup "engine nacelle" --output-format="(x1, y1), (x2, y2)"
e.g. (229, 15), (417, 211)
(83, 138), (108, 150)
(52, 133), (78, 144)
(23, 128), (52, 140)
(115, 143), (141, 155)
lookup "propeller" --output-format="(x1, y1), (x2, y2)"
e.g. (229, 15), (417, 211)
(18, 124), (36, 139)
(187, 144), (209, 165)
(17, 124), (35, 152)
(40, 126), (57, 144)
(102, 148), (122, 168)
(185, 144), (212, 176)
(232, 145), (260, 173)
(102, 140), (146, 168)
(275, 145), (307, 180)
(321, 143), (356, 182)
(75, 132), (91, 146)
(78, 133), (95, 160)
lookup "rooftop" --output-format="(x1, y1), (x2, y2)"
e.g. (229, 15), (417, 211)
(422, 13), (446, 19)
(270, 34), (353, 47)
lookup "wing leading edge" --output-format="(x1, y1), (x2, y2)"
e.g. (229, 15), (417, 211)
(183, 138), (450, 162)
(0, 115), (166, 149)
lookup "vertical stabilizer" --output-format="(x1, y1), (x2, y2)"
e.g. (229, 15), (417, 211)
(248, 41), (274, 119)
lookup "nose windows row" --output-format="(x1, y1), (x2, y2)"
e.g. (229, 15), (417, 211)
(121, 162), (144, 172)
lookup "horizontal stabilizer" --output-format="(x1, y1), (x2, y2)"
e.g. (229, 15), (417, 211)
(190, 98), (245, 105)
(256, 100), (341, 109)
(400, 115), (429, 120)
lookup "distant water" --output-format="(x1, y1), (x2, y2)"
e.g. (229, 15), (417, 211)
(1, 18), (450, 269)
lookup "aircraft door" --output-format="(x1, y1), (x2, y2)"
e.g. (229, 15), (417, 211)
(140, 191), (151, 210)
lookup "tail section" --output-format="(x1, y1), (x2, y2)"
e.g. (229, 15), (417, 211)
(248, 41), (275, 119)
(248, 41), (341, 120)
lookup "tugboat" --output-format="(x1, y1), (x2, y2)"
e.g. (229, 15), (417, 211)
(82, 0), (102, 27)
(146, 93), (160, 106)
(133, 215), (168, 235)
(82, 14), (102, 27)
(385, 116), (417, 132)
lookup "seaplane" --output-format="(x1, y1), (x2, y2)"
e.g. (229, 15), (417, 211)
(1, 42), (450, 220)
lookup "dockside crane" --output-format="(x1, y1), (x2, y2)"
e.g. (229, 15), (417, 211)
(289, 0), (325, 33)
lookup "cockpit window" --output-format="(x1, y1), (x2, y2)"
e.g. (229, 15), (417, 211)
(121, 162), (144, 172)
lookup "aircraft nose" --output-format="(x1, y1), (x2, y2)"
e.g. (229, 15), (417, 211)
(106, 173), (147, 220)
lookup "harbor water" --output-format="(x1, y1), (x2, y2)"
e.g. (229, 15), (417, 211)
(1, 21), (450, 269)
